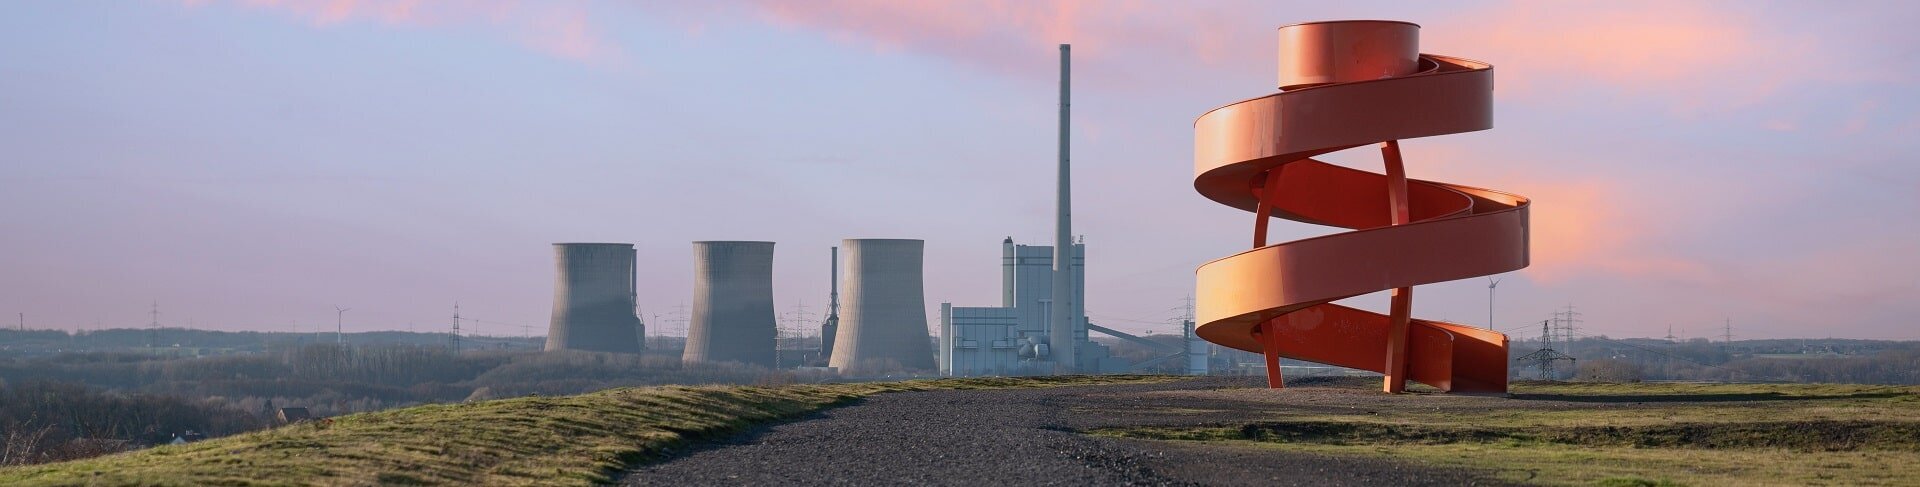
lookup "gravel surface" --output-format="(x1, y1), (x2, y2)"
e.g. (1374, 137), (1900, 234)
(621, 376), (1513, 486)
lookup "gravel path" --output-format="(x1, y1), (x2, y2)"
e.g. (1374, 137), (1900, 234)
(621, 376), (1511, 486)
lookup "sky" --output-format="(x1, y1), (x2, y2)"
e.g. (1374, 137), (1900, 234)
(1, 0), (1916, 340)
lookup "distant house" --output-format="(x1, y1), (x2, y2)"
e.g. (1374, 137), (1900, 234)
(276, 407), (312, 424)
(169, 431), (207, 445)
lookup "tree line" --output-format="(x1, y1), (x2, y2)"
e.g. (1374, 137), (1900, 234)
(0, 343), (814, 466)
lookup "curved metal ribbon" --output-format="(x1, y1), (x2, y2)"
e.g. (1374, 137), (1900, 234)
(1192, 21), (1526, 393)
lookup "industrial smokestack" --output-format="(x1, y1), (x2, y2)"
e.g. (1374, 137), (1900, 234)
(829, 239), (937, 372)
(546, 243), (644, 353)
(820, 246), (840, 361)
(684, 241), (777, 367)
(1050, 44), (1077, 371)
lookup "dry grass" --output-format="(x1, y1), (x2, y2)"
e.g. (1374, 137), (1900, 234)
(1095, 382), (1920, 486)
(0, 375), (1172, 486)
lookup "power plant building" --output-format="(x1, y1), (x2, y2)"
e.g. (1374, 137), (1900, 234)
(684, 241), (778, 367)
(828, 239), (937, 372)
(546, 243), (645, 354)
(940, 238), (1125, 376)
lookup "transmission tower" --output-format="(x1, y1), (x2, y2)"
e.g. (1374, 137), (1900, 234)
(1721, 318), (1734, 352)
(774, 301), (810, 368)
(668, 303), (690, 337)
(819, 245), (841, 365)
(1514, 319), (1575, 379)
(450, 302), (462, 352)
(148, 301), (161, 348)
(1548, 304), (1582, 349)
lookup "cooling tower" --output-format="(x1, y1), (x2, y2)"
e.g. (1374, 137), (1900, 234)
(684, 241), (777, 367)
(829, 239), (937, 371)
(546, 243), (644, 353)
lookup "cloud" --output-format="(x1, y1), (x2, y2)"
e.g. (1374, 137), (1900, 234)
(175, 0), (622, 64)
(184, 0), (1863, 108)
(1426, 2), (1784, 106)
(1418, 155), (1711, 284)
(128, 0), (1917, 338)
(704, 0), (1890, 116)
(702, 0), (1268, 86)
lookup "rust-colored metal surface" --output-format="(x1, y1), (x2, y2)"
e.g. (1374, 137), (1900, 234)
(1192, 20), (1526, 394)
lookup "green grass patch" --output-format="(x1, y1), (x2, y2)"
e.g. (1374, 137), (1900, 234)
(1094, 382), (1920, 486)
(1595, 477), (1685, 487)
(0, 375), (1173, 486)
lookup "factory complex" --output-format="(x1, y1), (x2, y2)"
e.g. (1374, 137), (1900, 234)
(542, 235), (1205, 377)
(542, 45), (1205, 377)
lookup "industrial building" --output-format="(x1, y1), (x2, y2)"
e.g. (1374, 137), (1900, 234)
(545, 243), (645, 354)
(816, 246), (840, 364)
(684, 241), (778, 367)
(939, 238), (1126, 375)
(827, 239), (937, 372)
(934, 45), (1204, 377)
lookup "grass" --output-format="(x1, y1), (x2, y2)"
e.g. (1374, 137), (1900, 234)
(0, 375), (1173, 486)
(1093, 382), (1920, 486)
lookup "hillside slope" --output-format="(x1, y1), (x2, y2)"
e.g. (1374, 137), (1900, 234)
(0, 376), (1170, 486)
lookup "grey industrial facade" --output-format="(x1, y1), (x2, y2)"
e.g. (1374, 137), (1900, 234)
(939, 238), (1125, 376)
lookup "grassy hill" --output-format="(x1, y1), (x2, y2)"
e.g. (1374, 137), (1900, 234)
(0, 375), (1170, 486)
(1096, 381), (1920, 486)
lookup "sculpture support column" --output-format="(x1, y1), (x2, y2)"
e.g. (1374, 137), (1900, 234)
(1381, 140), (1412, 394)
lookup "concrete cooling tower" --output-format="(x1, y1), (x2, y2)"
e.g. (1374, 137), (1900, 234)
(546, 243), (644, 353)
(683, 241), (777, 367)
(829, 239), (937, 371)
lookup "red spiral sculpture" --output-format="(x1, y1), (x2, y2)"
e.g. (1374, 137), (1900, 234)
(1192, 21), (1527, 394)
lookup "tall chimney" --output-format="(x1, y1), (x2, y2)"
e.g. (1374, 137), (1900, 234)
(1050, 44), (1076, 372)
(821, 246), (840, 360)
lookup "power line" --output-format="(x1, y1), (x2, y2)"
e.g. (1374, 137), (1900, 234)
(1089, 314), (1180, 326)
(1566, 329), (1766, 381)
(148, 301), (161, 348)
(450, 302), (462, 353)
(1514, 319), (1574, 379)
(1722, 318), (1735, 351)
(1548, 304), (1582, 349)
(1498, 322), (1542, 334)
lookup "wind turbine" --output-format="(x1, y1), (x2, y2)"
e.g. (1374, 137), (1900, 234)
(335, 306), (350, 345)
(1486, 277), (1501, 330)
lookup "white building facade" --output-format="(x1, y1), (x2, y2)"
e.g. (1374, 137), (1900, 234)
(939, 238), (1126, 376)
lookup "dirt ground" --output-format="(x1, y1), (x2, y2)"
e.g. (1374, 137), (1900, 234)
(622, 376), (1518, 486)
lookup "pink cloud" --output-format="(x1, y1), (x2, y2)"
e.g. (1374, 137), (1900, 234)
(705, 0), (1255, 85)
(1426, 2), (1783, 105)
(739, 0), (1091, 74)
(704, 0), (1867, 115)
(1403, 142), (1712, 285)
(175, 0), (621, 64)
(182, 0), (1861, 112)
